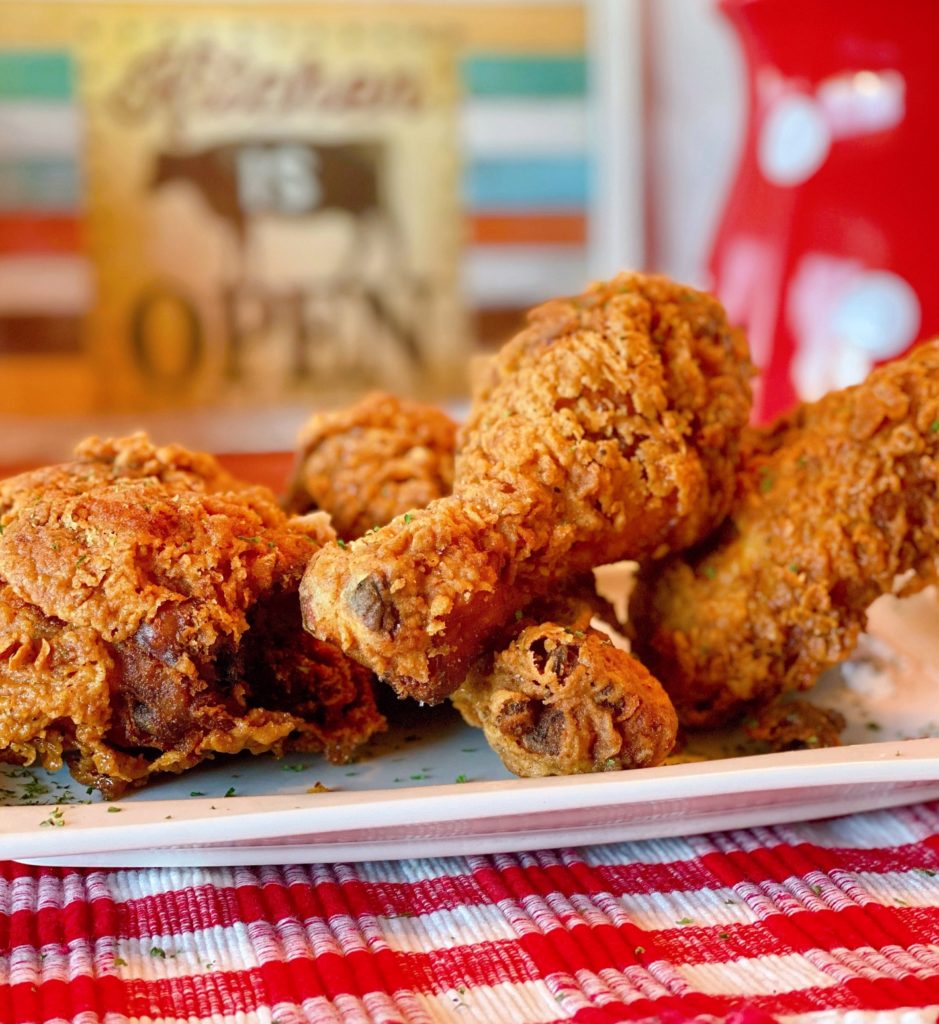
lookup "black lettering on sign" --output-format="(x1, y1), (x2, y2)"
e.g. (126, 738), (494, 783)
(220, 282), (276, 381)
(130, 284), (203, 384)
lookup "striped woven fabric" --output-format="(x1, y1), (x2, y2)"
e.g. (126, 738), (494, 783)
(2, 802), (938, 1024)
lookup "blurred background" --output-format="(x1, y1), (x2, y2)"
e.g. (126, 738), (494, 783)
(0, 0), (933, 463)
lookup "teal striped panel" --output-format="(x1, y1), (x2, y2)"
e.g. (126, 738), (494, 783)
(0, 158), (79, 210)
(462, 54), (587, 98)
(0, 51), (73, 100)
(464, 156), (589, 210)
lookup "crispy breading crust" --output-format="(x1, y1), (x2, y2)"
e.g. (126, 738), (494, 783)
(451, 589), (677, 776)
(630, 341), (939, 728)
(0, 434), (385, 797)
(285, 392), (457, 540)
(300, 273), (753, 703)
(743, 699), (846, 753)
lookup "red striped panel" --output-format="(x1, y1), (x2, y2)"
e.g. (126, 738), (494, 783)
(0, 214), (81, 255)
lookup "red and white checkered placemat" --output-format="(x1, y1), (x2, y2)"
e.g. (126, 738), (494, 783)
(2, 801), (938, 1024)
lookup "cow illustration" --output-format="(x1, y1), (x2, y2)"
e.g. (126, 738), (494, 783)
(149, 139), (398, 278)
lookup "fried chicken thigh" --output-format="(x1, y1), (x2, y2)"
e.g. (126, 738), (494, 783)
(630, 341), (939, 728)
(0, 434), (384, 797)
(301, 273), (753, 703)
(286, 392), (457, 540)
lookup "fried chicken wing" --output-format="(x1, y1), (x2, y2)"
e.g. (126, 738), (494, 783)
(285, 392), (457, 539)
(630, 340), (939, 728)
(301, 273), (753, 704)
(0, 434), (384, 797)
(451, 586), (677, 776)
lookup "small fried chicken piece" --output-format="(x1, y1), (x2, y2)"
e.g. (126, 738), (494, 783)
(301, 273), (753, 703)
(630, 340), (939, 729)
(743, 699), (846, 753)
(285, 392), (457, 540)
(0, 434), (384, 798)
(452, 587), (677, 776)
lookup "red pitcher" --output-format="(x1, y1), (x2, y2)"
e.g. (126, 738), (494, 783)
(708, 0), (939, 419)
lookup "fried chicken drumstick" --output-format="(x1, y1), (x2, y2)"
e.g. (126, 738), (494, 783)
(452, 583), (677, 776)
(301, 273), (753, 703)
(0, 435), (384, 797)
(630, 340), (939, 729)
(285, 392), (457, 540)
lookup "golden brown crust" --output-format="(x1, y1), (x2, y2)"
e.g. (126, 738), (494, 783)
(743, 699), (846, 753)
(0, 434), (384, 797)
(285, 392), (457, 540)
(631, 341), (939, 728)
(451, 620), (677, 777)
(301, 273), (753, 703)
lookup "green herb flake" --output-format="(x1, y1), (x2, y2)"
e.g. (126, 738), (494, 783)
(113, 956), (127, 967)
(454, 774), (468, 784)
(403, 513), (413, 524)
(39, 807), (65, 828)
(811, 885), (823, 896)
(281, 763), (309, 772)
(634, 945), (645, 955)
(189, 791), (205, 798)
(866, 721), (881, 731)
(336, 538), (347, 548)
(150, 947), (167, 959)
(75, 554), (87, 567)
(759, 469), (774, 494)
(788, 563), (800, 574)
(514, 609), (524, 621)
(701, 565), (716, 580)
(718, 931), (730, 940)
(237, 535), (260, 544)
(675, 917), (693, 925)
(107, 806), (122, 813)
(224, 787), (236, 798)
(930, 419), (939, 434)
